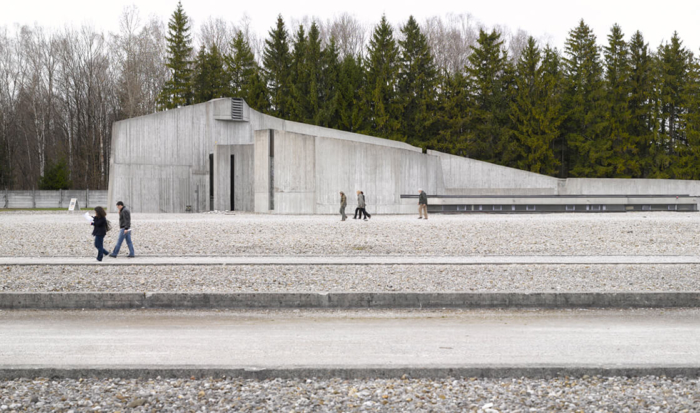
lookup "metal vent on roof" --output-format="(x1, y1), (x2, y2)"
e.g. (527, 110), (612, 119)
(231, 98), (244, 120)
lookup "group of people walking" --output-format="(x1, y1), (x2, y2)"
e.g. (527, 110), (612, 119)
(90, 201), (135, 261)
(339, 190), (372, 221)
(339, 189), (428, 221)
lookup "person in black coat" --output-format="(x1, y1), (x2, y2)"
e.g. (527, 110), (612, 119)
(91, 206), (111, 261)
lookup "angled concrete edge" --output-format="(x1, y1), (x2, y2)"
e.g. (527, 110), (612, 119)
(0, 292), (698, 310)
(1, 365), (699, 379)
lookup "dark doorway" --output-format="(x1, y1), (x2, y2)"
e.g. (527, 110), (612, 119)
(209, 154), (214, 211)
(230, 155), (235, 211)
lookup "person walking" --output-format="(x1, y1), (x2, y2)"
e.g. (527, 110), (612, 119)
(418, 188), (428, 220)
(340, 191), (348, 221)
(355, 190), (371, 221)
(361, 191), (371, 220)
(109, 201), (135, 258)
(91, 206), (111, 262)
(353, 190), (363, 219)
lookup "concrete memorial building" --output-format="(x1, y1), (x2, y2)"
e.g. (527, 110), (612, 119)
(108, 98), (700, 213)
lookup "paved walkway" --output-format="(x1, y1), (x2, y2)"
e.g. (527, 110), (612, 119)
(1, 309), (699, 373)
(3, 255), (700, 265)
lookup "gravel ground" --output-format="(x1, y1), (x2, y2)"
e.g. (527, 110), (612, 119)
(1, 264), (698, 293)
(1, 212), (700, 257)
(0, 376), (697, 412)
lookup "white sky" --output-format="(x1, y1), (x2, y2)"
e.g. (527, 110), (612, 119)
(4, 0), (700, 52)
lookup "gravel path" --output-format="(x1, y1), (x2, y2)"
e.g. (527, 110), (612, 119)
(0, 376), (697, 412)
(1, 264), (698, 293)
(1, 212), (700, 257)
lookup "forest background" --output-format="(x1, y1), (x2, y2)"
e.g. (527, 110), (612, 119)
(1, 2), (698, 190)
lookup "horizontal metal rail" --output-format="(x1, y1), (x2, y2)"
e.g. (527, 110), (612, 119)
(401, 194), (694, 199)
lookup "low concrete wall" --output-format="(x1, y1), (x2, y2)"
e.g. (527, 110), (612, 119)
(1, 190), (107, 209)
(2, 366), (698, 379)
(1, 292), (697, 310)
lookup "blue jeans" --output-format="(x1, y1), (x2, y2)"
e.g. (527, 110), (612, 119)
(94, 235), (109, 261)
(111, 228), (134, 257)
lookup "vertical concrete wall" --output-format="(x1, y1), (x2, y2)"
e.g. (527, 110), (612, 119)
(253, 130), (270, 213)
(213, 144), (254, 211)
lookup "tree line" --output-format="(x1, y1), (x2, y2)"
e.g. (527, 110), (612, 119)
(2, 4), (700, 191)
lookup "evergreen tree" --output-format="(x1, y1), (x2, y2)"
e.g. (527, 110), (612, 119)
(397, 16), (438, 149)
(562, 20), (611, 177)
(363, 15), (401, 140)
(192, 46), (209, 103)
(433, 69), (470, 156)
(627, 31), (656, 177)
(263, 15), (292, 118)
(318, 37), (342, 128)
(604, 24), (638, 177)
(508, 38), (562, 175)
(288, 25), (309, 122)
(676, 56), (700, 179)
(659, 33), (693, 177)
(336, 54), (365, 132)
(465, 29), (511, 163)
(38, 158), (72, 190)
(306, 22), (322, 124)
(226, 31), (258, 103)
(157, 1), (194, 109)
(192, 44), (227, 103)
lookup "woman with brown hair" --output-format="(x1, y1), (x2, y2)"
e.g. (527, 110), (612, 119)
(91, 206), (111, 261)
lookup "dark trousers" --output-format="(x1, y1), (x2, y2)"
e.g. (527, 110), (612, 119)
(355, 208), (371, 219)
(94, 235), (109, 261)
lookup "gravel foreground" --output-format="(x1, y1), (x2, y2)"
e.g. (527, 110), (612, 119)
(1, 212), (700, 257)
(0, 376), (697, 412)
(1, 264), (698, 293)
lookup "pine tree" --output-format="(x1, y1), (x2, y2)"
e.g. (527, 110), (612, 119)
(158, 2), (192, 109)
(433, 69), (470, 156)
(306, 22), (322, 124)
(263, 15), (291, 118)
(192, 44), (227, 103)
(192, 46), (209, 103)
(226, 31), (258, 103)
(677, 57), (700, 179)
(157, 1), (194, 109)
(604, 24), (637, 177)
(397, 16), (438, 149)
(336, 54), (365, 133)
(288, 25), (309, 122)
(659, 33), (693, 177)
(465, 29), (511, 163)
(318, 37), (342, 128)
(562, 20), (611, 177)
(508, 37), (562, 175)
(363, 15), (401, 140)
(627, 31), (656, 177)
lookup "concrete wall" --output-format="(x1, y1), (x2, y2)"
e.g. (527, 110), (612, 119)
(214, 144), (254, 211)
(560, 178), (700, 196)
(1, 190), (107, 209)
(110, 98), (700, 214)
(108, 99), (254, 213)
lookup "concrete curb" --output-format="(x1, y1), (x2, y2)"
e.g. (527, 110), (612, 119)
(4, 255), (700, 265)
(1, 365), (699, 379)
(1, 292), (698, 309)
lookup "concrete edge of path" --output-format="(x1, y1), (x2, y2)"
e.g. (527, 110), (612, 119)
(0, 292), (698, 309)
(1, 365), (699, 379)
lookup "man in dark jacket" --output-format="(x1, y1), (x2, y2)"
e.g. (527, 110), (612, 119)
(109, 201), (135, 258)
(418, 189), (428, 220)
